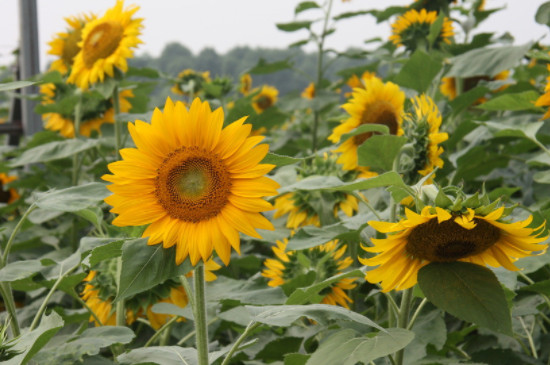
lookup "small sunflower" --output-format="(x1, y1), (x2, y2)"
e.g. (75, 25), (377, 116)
(239, 73), (252, 96)
(171, 69), (212, 96)
(252, 85), (278, 114)
(0, 173), (19, 204)
(262, 239), (357, 308)
(301, 83), (316, 100)
(67, 0), (143, 90)
(103, 98), (279, 266)
(535, 65), (550, 119)
(400, 95), (448, 184)
(389, 9), (454, 51)
(47, 14), (95, 75)
(328, 77), (405, 178)
(40, 83), (133, 138)
(361, 205), (548, 292)
(440, 70), (510, 103)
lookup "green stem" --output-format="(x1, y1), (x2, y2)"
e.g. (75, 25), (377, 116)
(193, 264), (209, 365)
(406, 298), (428, 330)
(29, 262), (79, 331)
(221, 321), (260, 365)
(115, 257), (126, 327)
(113, 85), (122, 159)
(74, 292), (104, 326)
(518, 316), (538, 359)
(0, 203), (37, 268)
(395, 288), (414, 365)
(144, 316), (178, 347)
(176, 317), (219, 346)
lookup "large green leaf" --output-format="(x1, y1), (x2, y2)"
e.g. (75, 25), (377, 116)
(34, 183), (109, 212)
(535, 1), (550, 26)
(0, 260), (42, 282)
(478, 91), (543, 111)
(418, 262), (513, 335)
(445, 43), (532, 78)
(394, 50), (443, 92)
(5, 312), (64, 365)
(116, 238), (193, 301)
(37, 327), (134, 363)
(245, 304), (382, 330)
(357, 135), (407, 172)
(306, 328), (414, 365)
(0, 80), (36, 92)
(9, 139), (101, 167)
(118, 346), (229, 365)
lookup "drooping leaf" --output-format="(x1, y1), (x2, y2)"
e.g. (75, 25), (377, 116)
(9, 139), (101, 167)
(418, 261), (513, 335)
(306, 328), (414, 365)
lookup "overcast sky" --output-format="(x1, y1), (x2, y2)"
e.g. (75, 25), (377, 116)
(1, 0), (550, 71)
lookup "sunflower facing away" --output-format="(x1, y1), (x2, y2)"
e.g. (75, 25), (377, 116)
(440, 70), (510, 103)
(262, 239), (357, 308)
(252, 85), (279, 114)
(171, 69), (212, 96)
(47, 14), (95, 75)
(361, 205), (548, 292)
(328, 76), (405, 178)
(103, 98), (279, 266)
(400, 94), (448, 184)
(68, 0), (143, 90)
(0, 173), (19, 204)
(40, 83), (133, 138)
(389, 9), (454, 51)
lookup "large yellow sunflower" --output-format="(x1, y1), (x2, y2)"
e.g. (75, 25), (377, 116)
(40, 83), (133, 138)
(328, 77), (405, 178)
(389, 9), (454, 51)
(252, 85), (278, 114)
(68, 0), (143, 90)
(103, 98), (279, 266)
(0, 173), (19, 204)
(401, 94), (448, 184)
(48, 14), (95, 75)
(262, 239), (357, 308)
(361, 206), (548, 292)
(440, 70), (510, 103)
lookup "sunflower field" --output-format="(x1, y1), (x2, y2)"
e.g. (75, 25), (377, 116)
(2, 0), (550, 364)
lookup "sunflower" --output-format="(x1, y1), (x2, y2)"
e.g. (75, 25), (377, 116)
(252, 85), (278, 114)
(389, 9), (454, 51)
(535, 65), (550, 119)
(67, 0), (143, 90)
(40, 83), (133, 138)
(301, 83), (316, 100)
(0, 173), (19, 204)
(400, 95), (448, 184)
(103, 98), (279, 266)
(344, 71), (379, 97)
(440, 70), (510, 103)
(47, 14), (95, 75)
(262, 239), (357, 308)
(239, 73), (252, 96)
(171, 69), (212, 96)
(328, 77), (405, 178)
(361, 205), (548, 292)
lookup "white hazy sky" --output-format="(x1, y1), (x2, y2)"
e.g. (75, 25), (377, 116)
(1, 0), (550, 71)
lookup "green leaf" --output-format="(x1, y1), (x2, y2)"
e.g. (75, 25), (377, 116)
(535, 1), (550, 26)
(37, 327), (134, 363)
(4, 312), (64, 365)
(357, 135), (407, 172)
(295, 1), (320, 14)
(276, 21), (312, 32)
(126, 66), (160, 78)
(0, 259), (42, 282)
(339, 123), (390, 143)
(427, 12), (445, 47)
(482, 119), (544, 141)
(262, 153), (303, 167)
(9, 139), (101, 167)
(0, 80), (36, 92)
(478, 91), (542, 111)
(394, 50), (443, 93)
(306, 328), (414, 365)
(247, 58), (293, 74)
(208, 276), (286, 305)
(446, 43), (532, 78)
(285, 353), (310, 365)
(246, 304), (382, 330)
(418, 261), (513, 335)
(84, 238), (126, 266)
(34, 183), (109, 212)
(118, 346), (229, 365)
(333, 10), (370, 21)
(285, 269), (364, 305)
(519, 279), (550, 296)
(449, 86), (490, 116)
(116, 239), (193, 301)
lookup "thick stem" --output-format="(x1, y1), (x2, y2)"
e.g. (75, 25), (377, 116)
(221, 322), (260, 365)
(395, 288), (414, 365)
(194, 264), (209, 365)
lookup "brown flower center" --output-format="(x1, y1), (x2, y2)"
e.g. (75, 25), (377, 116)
(155, 147), (232, 223)
(82, 21), (124, 68)
(0, 182), (10, 204)
(405, 217), (501, 262)
(255, 95), (274, 111)
(62, 27), (83, 67)
(354, 100), (398, 145)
